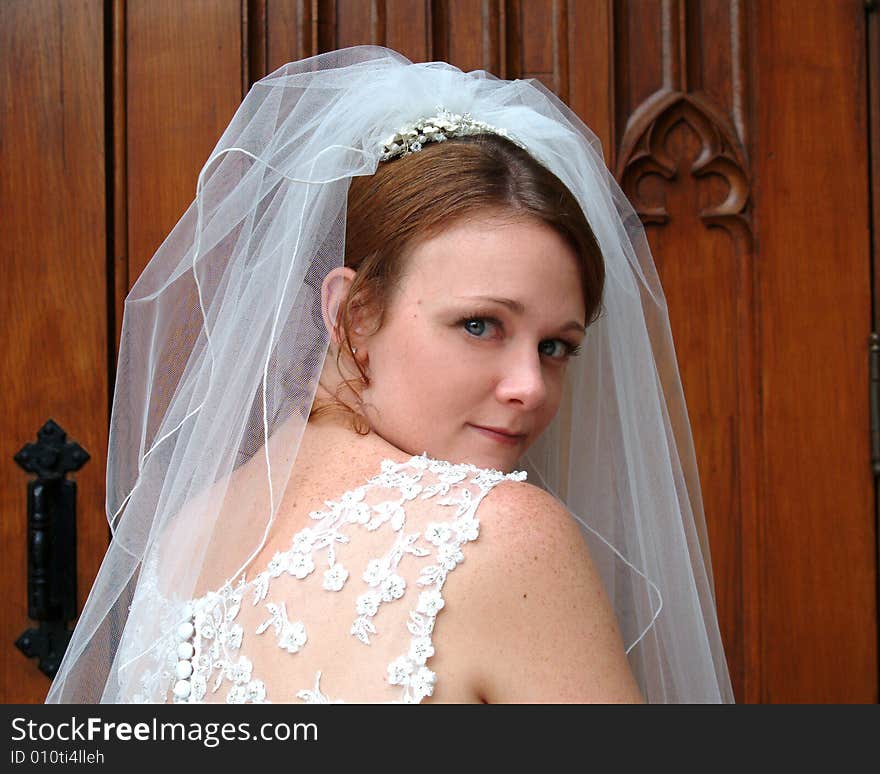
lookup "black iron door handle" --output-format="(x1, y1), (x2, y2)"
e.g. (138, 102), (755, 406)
(13, 419), (89, 678)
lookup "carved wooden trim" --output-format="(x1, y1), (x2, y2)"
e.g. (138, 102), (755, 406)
(617, 92), (752, 246)
(553, 0), (569, 101)
(244, 0), (267, 86)
(111, 0), (128, 365)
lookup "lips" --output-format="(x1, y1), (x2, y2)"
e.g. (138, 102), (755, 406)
(468, 424), (526, 445)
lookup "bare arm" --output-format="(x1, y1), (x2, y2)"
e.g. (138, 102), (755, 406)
(452, 481), (644, 703)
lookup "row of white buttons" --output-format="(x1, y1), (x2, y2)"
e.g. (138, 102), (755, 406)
(172, 603), (195, 700)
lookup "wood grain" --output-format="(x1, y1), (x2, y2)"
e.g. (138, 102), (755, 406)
(254, 0), (318, 78)
(126, 0), (243, 284)
(753, 0), (875, 702)
(0, 0), (108, 703)
(613, 0), (754, 700)
(565, 0), (613, 167)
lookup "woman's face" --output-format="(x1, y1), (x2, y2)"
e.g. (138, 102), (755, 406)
(352, 214), (588, 473)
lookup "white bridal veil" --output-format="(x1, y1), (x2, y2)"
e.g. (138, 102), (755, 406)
(46, 46), (733, 703)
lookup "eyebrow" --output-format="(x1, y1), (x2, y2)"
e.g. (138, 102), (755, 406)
(453, 295), (586, 335)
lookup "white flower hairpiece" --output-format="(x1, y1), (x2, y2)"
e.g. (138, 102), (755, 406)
(379, 106), (525, 161)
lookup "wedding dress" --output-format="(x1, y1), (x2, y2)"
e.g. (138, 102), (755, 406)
(121, 454), (526, 704)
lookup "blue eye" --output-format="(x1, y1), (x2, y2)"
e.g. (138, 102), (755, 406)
(458, 315), (582, 360)
(539, 339), (582, 360)
(539, 340), (565, 358)
(457, 315), (581, 361)
(462, 318), (493, 337)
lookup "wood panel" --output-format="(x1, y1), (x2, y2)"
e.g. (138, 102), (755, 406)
(871, 0), (880, 638)
(753, 0), (875, 702)
(512, 0), (566, 94)
(385, 0), (431, 59)
(614, 0), (754, 699)
(610, 0), (877, 703)
(444, 0), (504, 73)
(263, 0), (317, 74)
(126, 0), (244, 284)
(0, 0), (108, 702)
(873, 0), (880, 335)
(565, 1), (614, 166)
(256, 1), (617, 161)
(335, 0), (383, 49)
(293, 0), (435, 63)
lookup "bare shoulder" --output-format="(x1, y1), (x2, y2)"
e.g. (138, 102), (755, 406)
(469, 479), (606, 618)
(443, 478), (645, 703)
(476, 478), (588, 561)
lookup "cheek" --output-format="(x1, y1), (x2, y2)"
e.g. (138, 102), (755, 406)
(539, 376), (567, 424)
(415, 339), (483, 403)
(372, 325), (489, 409)
(370, 322), (442, 394)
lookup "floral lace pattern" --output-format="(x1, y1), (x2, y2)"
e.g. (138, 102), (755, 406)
(126, 453), (526, 704)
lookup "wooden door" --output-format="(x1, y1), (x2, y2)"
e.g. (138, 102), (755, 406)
(610, 0), (876, 702)
(0, 0), (110, 703)
(2, 0), (876, 704)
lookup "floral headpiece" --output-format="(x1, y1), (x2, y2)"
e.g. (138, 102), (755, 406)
(379, 106), (525, 161)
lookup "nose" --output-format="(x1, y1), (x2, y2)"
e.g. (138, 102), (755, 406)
(495, 344), (548, 410)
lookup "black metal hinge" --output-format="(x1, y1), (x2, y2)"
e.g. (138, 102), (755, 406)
(871, 333), (880, 475)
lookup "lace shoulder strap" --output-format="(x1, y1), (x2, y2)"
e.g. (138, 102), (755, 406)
(311, 453), (527, 703)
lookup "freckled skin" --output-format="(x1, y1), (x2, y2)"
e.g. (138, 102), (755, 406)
(318, 215), (586, 474)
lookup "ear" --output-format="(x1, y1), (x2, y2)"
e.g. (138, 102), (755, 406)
(321, 266), (359, 348)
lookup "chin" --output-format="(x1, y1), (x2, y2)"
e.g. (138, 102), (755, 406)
(466, 450), (517, 474)
(421, 437), (521, 474)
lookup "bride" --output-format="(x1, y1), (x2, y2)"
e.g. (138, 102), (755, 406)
(46, 46), (732, 704)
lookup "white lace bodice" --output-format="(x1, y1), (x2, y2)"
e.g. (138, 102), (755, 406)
(120, 453), (527, 704)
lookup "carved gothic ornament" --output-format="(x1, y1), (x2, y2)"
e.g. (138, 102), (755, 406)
(617, 92), (752, 247)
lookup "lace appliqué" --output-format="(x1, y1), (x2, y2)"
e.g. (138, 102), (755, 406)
(296, 670), (345, 704)
(186, 580), (269, 704)
(131, 453), (525, 704)
(338, 454), (525, 704)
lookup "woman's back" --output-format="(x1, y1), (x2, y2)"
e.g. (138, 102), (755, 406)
(131, 418), (531, 704)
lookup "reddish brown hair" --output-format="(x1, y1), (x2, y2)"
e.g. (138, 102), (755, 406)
(310, 133), (605, 431)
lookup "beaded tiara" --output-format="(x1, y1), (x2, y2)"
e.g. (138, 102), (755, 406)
(379, 106), (525, 161)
